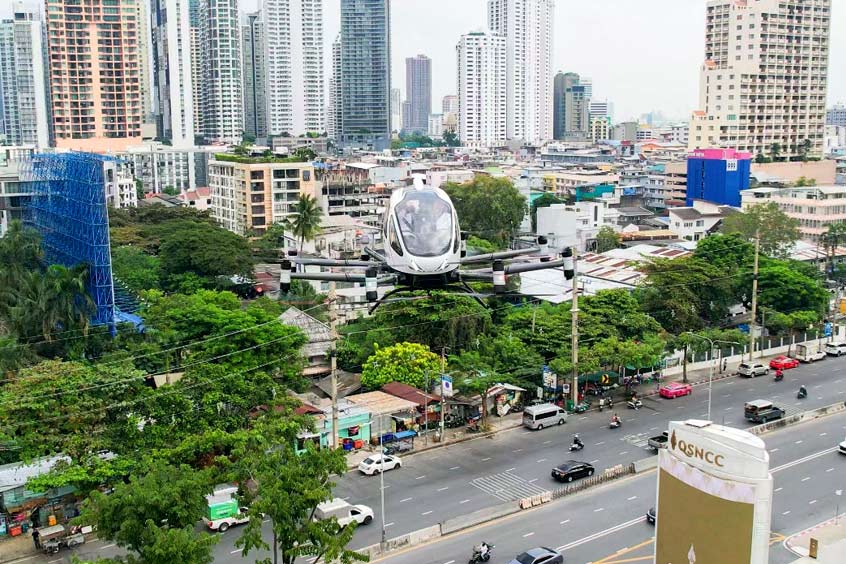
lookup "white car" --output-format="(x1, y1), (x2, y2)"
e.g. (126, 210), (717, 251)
(839, 439), (846, 455)
(358, 453), (402, 475)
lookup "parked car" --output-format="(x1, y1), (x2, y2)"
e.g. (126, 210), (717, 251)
(825, 342), (846, 356)
(744, 399), (785, 423)
(551, 460), (595, 483)
(839, 438), (846, 455)
(358, 453), (402, 475)
(648, 431), (669, 451)
(737, 362), (769, 377)
(659, 382), (693, 399)
(508, 547), (564, 564)
(769, 356), (799, 370)
(791, 344), (826, 363)
(646, 507), (656, 525)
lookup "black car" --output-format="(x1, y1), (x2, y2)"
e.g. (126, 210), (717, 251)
(551, 460), (595, 482)
(508, 547), (564, 564)
(646, 506), (656, 524)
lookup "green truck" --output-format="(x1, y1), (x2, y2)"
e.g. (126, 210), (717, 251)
(205, 485), (250, 533)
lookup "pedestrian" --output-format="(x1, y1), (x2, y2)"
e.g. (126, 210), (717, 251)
(722, 358), (727, 373)
(32, 529), (40, 550)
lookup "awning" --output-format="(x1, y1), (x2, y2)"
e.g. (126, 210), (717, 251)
(581, 371), (619, 384)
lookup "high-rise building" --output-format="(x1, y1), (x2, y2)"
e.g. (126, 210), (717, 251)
(404, 54), (431, 134)
(553, 71), (578, 140)
(442, 95), (459, 116)
(589, 100), (613, 121)
(44, 0), (144, 151)
(590, 116), (611, 143)
(457, 32), (506, 147)
(0, 3), (50, 148)
(328, 34), (342, 140)
(339, 0), (391, 151)
(488, 0), (554, 144)
(827, 104), (846, 127)
(152, 0), (196, 147)
(401, 100), (411, 132)
(189, 0), (202, 135)
(689, 0), (832, 159)
(263, 0), (325, 136)
(390, 88), (401, 132)
(136, 0), (153, 124)
(198, 0), (244, 145)
(242, 11), (267, 140)
(580, 77), (593, 100)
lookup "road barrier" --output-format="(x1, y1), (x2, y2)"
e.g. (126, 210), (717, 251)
(550, 463), (635, 500)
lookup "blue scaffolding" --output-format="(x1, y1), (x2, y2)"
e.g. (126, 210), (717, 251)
(20, 152), (117, 331)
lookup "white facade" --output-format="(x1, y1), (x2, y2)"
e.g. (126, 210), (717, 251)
(536, 202), (616, 251)
(390, 88), (401, 133)
(457, 32), (506, 148)
(327, 34), (342, 140)
(117, 143), (205, 194)
(428, 114), (443, 139)
(0, 3), (50, 149)
(152, 0), (196, 147)
(668, 200), (737, 242)
(824, 125), (846, 155)
(264, 0), (325, 136)
(689, 0), (832, 158)
(487, 0), (554, 144)
(589, 100), (612, 121)
(199, 0), (244, 144)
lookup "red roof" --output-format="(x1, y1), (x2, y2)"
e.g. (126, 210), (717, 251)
(382, 382), (439, 407)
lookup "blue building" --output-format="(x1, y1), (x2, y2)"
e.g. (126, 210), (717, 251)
(685, 148), (752, 207)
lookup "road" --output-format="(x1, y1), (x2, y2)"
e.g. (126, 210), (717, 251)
(372, 412), (846, 564)
(10, 355), (846, 564)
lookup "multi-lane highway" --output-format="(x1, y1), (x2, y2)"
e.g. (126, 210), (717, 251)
(9, 355), (846, 564)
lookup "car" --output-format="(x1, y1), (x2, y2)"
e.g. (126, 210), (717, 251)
(508, 547), (564, 564)
(839, 439), (846, 455)
(358, 453), (402, 476)
(551, 460), (595, 483)
(737, 362), (769, 377)
(206, 507), (250, 533)
(769, 356), (799, 370)
(825, 342), (846, 357)
(659, 382), (693, 399)
(646, 506), (656, 525)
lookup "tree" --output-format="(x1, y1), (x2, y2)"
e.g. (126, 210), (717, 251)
(78, 464), (216, 564)
(530, 192), (564, 232)
(741, 261), (829, 316)
(755, 153), (771, 164)
(162, 186), (179, 196)
(290, 194), (323, 253)
(233, 409), (366, 564)
(443, 176), (527, 245)
(693, 233), (753, 272)
(466, 236), (500, 254)
(157, 222), (254, 282)
(668, 329), (746, 383)
(821, 223), (846, 276)
(442, 130), (460, 147)
(361, 342), (442, 390)
(769, 143), (782, 162)
(799, 138), (812, 162)
(595, 226), (621, 253)
(294, 147), (318, 161)
(111, 246), (162, 292)
(720, 201), (800, 258)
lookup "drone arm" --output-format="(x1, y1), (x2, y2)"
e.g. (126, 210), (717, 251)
(459, 247), (541, 265)
(293, 258), (373, 267)
(364, 246), (387, 263)
(290, 272), (367, 283)
(505, 258), (567, 275)
(456, 270), (494, 281)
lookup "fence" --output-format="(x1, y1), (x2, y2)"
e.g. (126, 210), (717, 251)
(550, 463), (635, 500)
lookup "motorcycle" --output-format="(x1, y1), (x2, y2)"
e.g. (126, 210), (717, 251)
(469, 542), (494, 564)
(569, 439), (585, 452)
(598, 397), (613, 412)
(797, 386), (808, 399)
(627, 398), (643, 410)
(774, 369), (784, 382)
(573, 400), (591, 414)
(609, 418), (621, 429)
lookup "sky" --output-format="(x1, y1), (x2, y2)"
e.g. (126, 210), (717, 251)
(5, 0), (845, 122)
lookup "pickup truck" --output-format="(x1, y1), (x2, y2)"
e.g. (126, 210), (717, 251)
(648, 431), (669, 451)
(206, 507), (250, 532)
(315, 498), (374, 527)
(744, 399), (785, 424)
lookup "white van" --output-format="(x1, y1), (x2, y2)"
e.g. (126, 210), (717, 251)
(522, 403), (567, 430)
(315, 498), (374, 527)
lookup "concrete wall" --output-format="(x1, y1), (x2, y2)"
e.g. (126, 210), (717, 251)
(751, 160), (836, 185)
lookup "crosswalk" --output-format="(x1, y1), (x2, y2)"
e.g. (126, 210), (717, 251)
(470, 472), (551, 502)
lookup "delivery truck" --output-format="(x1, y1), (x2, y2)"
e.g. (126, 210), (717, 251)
(314, 498), (374, 527)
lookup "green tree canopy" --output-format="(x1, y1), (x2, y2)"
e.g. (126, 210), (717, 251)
(443, 176), (527, 244)
(112, 246), (162, 292)
(595, 226), (622, 253)
(290, 194), (323, 252)
(361, 342), (442, 390)
(741, 261), (829, 316)
(693, 233), (754, 272)
(720, 201), (800, 258)
(157, 222), (254, 281)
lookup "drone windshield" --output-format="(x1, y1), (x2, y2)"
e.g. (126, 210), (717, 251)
(395, 191), (454, 257)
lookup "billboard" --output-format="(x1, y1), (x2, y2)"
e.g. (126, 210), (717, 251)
(655, 420), (772, 564)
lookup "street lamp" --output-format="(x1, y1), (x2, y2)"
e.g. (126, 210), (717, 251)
(378, 412), (387, 546)
(682, 333), (736, 421)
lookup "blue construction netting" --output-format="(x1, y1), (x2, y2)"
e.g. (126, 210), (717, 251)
(20, 152), (117, 332)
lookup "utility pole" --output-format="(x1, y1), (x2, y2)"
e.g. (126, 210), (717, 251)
(440, 347), (446, 439)
(748, 230), (760, 361)
(571, 247), (579, 408)
(328, 281), (339, 450)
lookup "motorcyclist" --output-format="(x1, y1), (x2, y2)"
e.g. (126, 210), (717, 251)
(572, 434), (584, 449)
(473, 542), (492, 561)
(798, 384), (808, 398)
(611, 413), (621, 426)
(775, 368), (784, 381)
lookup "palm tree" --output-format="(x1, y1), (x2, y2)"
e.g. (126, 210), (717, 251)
(823, 223), (846, 278)
(290, 194), (323, 253)
(10, 265), (95, 342)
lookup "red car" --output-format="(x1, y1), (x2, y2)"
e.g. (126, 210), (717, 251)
(659, 382), (693, 399)
(769, 356), (800, 370)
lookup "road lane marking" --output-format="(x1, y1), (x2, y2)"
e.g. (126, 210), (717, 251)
(590, 459), (599, 463)
(421, 510), (433, 516)
(537, 458), (547, 463)
(801, 477), (811, 482)
(443, 561), (455, 564)
(783, 511), (791, 515)
(102, 544), (116, 549)
(523, 532), (535, 538)
(481, 457), (491, 461)
(595, 441), (605, 445)
(506, 467), (516, 472)
(594, 507), (605, 512)
(810, 500), (818, 505)
(513, 449), (524, 453)
(627, 496), (638, 501)
(775, 487), (783, 492)
(827, 468), (835, 472)
(385, 522), (394, 527)
(460, 499), (470, 504)
(449, 466), (460, 470)
(560, 519), (571, 525)
(820, 432), (827, 436)
(400, 497), (413, 502)
(543, 440), (552, 444)
(556, 517), (644, 552)
(437, 487), (449, 491)
(795, 440), (803, 444)
(230, 549), (243, 554)
(415, 475), (426, 480)
(770, 448), (779, 452)
(772, 447), (838, 472)
(619, 451), (628, 456)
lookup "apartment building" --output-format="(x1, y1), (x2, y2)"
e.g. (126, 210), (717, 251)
(668, 200), (738, 242)
(242, 12), (267, 140)
(741, 185), (846, 242)
(457, 32), (506, 148)
(209, 155), (318, 236)
(689, 0), (832, 159)
(45, 0), (145, 151)
(404, 55), (431, 134)
(198, 0), (243, 144)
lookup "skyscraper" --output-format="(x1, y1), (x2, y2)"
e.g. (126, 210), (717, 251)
(404, 54), (431, 134)
(689, 0), (832, 158)
(552, 71), (588, 141)
(242, 11), (267, 140)
(198, 0), (244, 144)
(263, 0), (325, 136)
(189, 0), (202, 134)
(45, 0), (144, 151)
(553, 71), (578, 140)
(339, 0), (391, 151)
(390, 87), (401, 133)
(328, 34), (342, 140)
(152, 0), (196, 147)
(0, 2), (50, 148)
(136, 0), (153, 124)
(457, 32), (506, 147)
(488, 0), (554, 144)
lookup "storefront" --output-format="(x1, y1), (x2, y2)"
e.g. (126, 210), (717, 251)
(0, 456), (79, 539)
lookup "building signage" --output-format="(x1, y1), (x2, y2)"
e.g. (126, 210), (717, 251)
(726, 159), (738, 171)
(669, 430), (725, 468)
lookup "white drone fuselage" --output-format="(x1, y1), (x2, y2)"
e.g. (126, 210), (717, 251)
(382, 184), (461, 277)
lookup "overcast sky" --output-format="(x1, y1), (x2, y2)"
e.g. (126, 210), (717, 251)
(5, 0), (845, 122)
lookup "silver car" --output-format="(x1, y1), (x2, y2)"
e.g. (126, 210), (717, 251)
(508, 547), (564, 564)
(737, 362), (768, 377)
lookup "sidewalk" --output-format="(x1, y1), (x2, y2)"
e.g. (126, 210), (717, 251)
(0, 532), (38, 563)
(785, 514), (846, 563)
